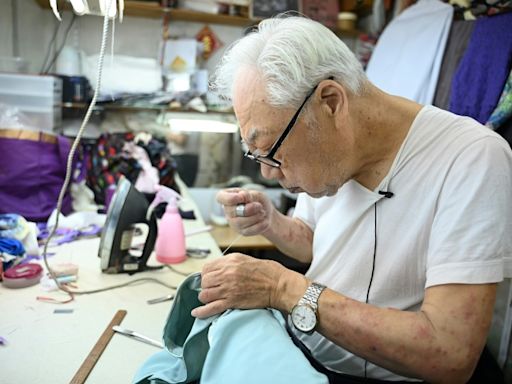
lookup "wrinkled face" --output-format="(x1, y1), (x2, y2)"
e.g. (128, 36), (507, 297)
(233, 70), (353, 198)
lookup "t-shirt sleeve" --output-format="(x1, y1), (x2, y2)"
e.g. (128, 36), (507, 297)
(426, 136), (512, 288)
(293, 193), (316, 231)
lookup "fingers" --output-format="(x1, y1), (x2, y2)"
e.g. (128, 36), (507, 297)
(191, 300), (229, 318)
(216, 188), (248, 206)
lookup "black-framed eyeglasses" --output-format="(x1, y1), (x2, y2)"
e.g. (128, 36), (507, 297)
(243, 77), (332, 168)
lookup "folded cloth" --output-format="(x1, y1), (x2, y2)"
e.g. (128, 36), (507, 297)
(0, 214), (29, 240)
(449, 12), (512, 124)
(0, 237), (25, 257)
(133, 273), (328, 384)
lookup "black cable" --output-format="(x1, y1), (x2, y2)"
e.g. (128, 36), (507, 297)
(40, 19), (61, 74)
(364, 202), (378, 378)
(42, 13), (77, 74)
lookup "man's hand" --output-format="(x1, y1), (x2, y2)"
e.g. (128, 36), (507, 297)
(216, 188), (276, 236)
(191, 253), (299, 318)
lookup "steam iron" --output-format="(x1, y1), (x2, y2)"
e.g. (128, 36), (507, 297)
(99, 177), (161, 274)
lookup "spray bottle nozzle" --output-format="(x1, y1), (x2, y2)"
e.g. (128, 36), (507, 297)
(146, 185), (182, 221)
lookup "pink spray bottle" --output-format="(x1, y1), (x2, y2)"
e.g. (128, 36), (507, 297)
(148, 185), (186, 264)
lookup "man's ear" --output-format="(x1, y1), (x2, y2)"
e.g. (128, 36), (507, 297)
(318, 80), (347, 117)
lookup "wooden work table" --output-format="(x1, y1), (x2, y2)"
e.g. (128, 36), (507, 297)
(210, 224), (276, 252)
(0, 182), (222, 384)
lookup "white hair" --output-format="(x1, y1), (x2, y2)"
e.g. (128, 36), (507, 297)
(212, 15), (368, 108)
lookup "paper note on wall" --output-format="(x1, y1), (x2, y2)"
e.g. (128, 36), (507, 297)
(161, 39), (198, 74)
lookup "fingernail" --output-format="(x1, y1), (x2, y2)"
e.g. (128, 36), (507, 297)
(191, 309), (197, 317)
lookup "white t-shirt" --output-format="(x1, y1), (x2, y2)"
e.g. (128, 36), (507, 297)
(292, 105), (512, 380)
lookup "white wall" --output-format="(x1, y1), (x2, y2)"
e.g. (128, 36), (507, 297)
(0, 0), (244, 75)
(0, 0), (55, 73)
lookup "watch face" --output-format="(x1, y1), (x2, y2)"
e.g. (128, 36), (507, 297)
(291, 304), (317, 333)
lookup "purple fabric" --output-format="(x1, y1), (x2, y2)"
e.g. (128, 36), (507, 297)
(449, 13), (512, 124)
(0, 134), (74, 222)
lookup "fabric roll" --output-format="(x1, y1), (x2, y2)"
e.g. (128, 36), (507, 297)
(366, 0), (453, 104)
(433, 20), (475, 110)
(449, 12), (512, 124)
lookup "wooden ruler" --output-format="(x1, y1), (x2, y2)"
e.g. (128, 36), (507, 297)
(69, 309), (127, 384)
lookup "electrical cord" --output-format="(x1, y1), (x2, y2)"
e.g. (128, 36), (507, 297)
(40, 1), (176, 301)
(42, 13), (77, 75)
(40, 18), (61, 74)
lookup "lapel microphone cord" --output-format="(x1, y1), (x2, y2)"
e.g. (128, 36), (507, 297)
(364, 190), (394, 378)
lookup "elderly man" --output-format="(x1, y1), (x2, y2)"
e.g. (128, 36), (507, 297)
(191, 16), (512, 383)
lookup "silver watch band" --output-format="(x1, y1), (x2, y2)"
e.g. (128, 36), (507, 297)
(298, 282), (326, 311)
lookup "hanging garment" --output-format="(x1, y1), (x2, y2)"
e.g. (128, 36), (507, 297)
(83, 133), (177, 206)
(487, 69), (512, 131)
(449, 12), (512, 124)
(133, 273), (328, 384)
(0, 129), (74, 222)
(433, 20), (475, 110)
(365, 0), (453, 104)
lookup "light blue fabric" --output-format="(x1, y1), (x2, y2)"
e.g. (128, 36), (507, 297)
(202, 309), (328, 384)
(133, 273), (328, 384)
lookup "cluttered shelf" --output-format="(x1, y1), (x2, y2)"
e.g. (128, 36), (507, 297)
(62, 102), (234, 115)
(34, 0), (364, 36)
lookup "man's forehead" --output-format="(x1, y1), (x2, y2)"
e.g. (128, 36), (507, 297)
(242, 126), (274, 146)
(234, 74), (279, 146)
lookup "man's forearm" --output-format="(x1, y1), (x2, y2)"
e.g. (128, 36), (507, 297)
(262, 211), (313, 264)
(274, 272), (496, 383)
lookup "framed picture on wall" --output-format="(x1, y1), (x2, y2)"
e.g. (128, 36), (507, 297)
(250, 0), (300, 20)
(301, 0), (339, 28)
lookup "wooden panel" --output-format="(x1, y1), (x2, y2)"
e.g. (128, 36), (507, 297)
(34, 0), (253, 27)
(34, 0), (362, 34)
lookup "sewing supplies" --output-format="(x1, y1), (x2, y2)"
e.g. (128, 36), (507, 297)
(0, 237), (25, 257)
(70, 310), (127, 384)
(40, 262), (79, 291)
(2, 263), (43, 288)
(41, 274), (79, 291)
(221, 233), (243, 256)
(147, 294), (174, 304)
(185, 225), (212, 237)
(39, 225), (102, 246)
(51, 262), (79, 277)
(112, 325), (164, 349)
(54, 308), (74, 314)
(186, 247), (211, 259)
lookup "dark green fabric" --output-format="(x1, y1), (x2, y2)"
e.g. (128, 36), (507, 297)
(134, 272), (216, 384)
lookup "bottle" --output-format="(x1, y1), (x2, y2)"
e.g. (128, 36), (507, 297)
(148, 185), (186, 264)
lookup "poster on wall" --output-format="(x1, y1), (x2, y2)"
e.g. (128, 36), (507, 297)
(250, 0), (300, 19)
(301, 0), (339, 28)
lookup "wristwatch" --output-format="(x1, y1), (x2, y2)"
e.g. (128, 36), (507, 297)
(290, 282), (326, 333)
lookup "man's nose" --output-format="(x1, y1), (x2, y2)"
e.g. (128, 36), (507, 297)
(260, 163), (282, 180)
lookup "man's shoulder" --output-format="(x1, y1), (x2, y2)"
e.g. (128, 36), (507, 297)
(414, 105), (509, 152)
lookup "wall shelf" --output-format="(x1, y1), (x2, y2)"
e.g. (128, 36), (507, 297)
(35, 0), (253, 27)
(34, 0), (362, 36)
(61, 102), (234, 115)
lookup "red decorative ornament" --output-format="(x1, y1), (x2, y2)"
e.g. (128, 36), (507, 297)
(196, 25), (223, 61)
